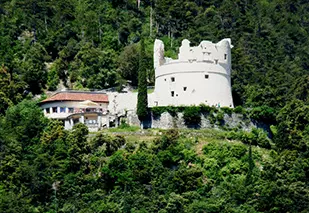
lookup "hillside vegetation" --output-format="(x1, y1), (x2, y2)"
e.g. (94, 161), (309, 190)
(1, 100), (309, 212)
(1, 0), (309, 212)
(1, 0), (309, 109)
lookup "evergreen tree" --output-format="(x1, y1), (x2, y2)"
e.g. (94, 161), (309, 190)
(20, 43), (48, 94)
(137, 38), (148, 128)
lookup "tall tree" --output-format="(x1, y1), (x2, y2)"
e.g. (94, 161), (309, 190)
(20, 43), (48, 94)
(137, 38), (148, 128)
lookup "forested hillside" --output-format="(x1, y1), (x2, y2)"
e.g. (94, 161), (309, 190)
(1, 0), (309, 108)
(1, 100), (309, 212)
(2, 1), (309, 212)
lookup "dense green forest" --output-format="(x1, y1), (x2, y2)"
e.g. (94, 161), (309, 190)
(1, 0), (309, 108)
(1, 100), (309, 212)
(1, 0), (309, 212)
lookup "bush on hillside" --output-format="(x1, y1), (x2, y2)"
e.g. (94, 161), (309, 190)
(183, 106), (201, 126)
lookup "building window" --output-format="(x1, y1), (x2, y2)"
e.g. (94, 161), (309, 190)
(171, 77), (175, 82)
(46, 108), (50, 114)
(171, 91), (175, 97)
(215, 59), (218, 64)
(205, 74), (209, 79)
(224, 54), (227, 60)
(60, 107), (66, 113)
(183, 87), (187, 91)
(68, 108), (74, 113)
(52, 107), (57, 113)
(73, 118), (79, 124)
(164, 79), (166, 81)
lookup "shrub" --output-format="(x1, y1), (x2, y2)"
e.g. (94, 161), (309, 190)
(183, 106), (201, 126)
(90, 133), (125, 156)
(221, 107), (233, 115)
(119, 118), (130, 129)
(151, 106), (166, 117)
(153, 129), (180, 151)
(233, 106), (245, 114)
(47, 65), (60, 91)
(226, 128), (271, 148)
(151, 106), (182, 118)
(215, 111), (225, 126)
(199, 104), (213, 114)
(249, 106), (276, 124)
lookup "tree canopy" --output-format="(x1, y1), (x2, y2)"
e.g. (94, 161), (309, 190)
(0, 0), (309, 109)
(1, 101), (309, 212)
(1, 1), (309, 212)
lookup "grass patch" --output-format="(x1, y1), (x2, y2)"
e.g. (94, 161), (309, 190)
(132, 88), (154, 94)
(124, 135), (158, 143)
(105, 125), (140, 132)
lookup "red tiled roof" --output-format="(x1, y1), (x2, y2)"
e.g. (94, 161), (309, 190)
(41, 92), (109, 103)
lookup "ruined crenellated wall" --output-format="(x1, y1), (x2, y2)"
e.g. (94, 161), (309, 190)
(152, 39), (234, 108)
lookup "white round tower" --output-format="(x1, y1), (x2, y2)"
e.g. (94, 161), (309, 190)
(152, 38), (234, 108)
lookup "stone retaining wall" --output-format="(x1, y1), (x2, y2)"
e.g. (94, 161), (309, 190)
(127, 111), (269, 132)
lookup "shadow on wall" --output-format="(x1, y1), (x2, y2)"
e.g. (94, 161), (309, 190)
(140, 112), (152, 129)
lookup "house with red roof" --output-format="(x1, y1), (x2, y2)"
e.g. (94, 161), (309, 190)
(40, 91), (109, 131)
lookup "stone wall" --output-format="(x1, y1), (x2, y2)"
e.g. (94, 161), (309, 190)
(127, 111), (268, 132)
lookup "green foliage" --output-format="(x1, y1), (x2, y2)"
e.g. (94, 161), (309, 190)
(1, 100), (309, 212)
(0, 65), (25, 114)
(47, 64), (60, 91)
(4, 100), (48, 146)
(199, 104), (213, 114)
(119, 118), (130, 129)
(117, 43), (153, 86)
(117, 43), (139, 86)
(151, 105), (279, 128)
(20, 43), (48, 94)
(1, 1), (309, 212)
(274, 99), (309, 151)
(226, 128), (271, 149)
(91, 133), (125, 156)
(151, 106), (167, 118)
(182, 106), (201, 126)
(220, 107), (233, 115)
(151, 105), (213, 118)
(215, 111), (225, 126)
(0, 0), (309, 112)
(137, 38), (148, 122)
(249, 106), (276, 124)
(66, 123), (89, 171)
(233, 106), (246, 114)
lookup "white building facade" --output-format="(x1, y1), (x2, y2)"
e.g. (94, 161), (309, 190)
(152, 38), (234, 108)
(40, 91), (109, 131)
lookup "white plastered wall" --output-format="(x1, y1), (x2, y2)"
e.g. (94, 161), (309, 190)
(153, 38), (234, 107)
(40, 101), (108, 119)
(106, 92), (138, 115)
